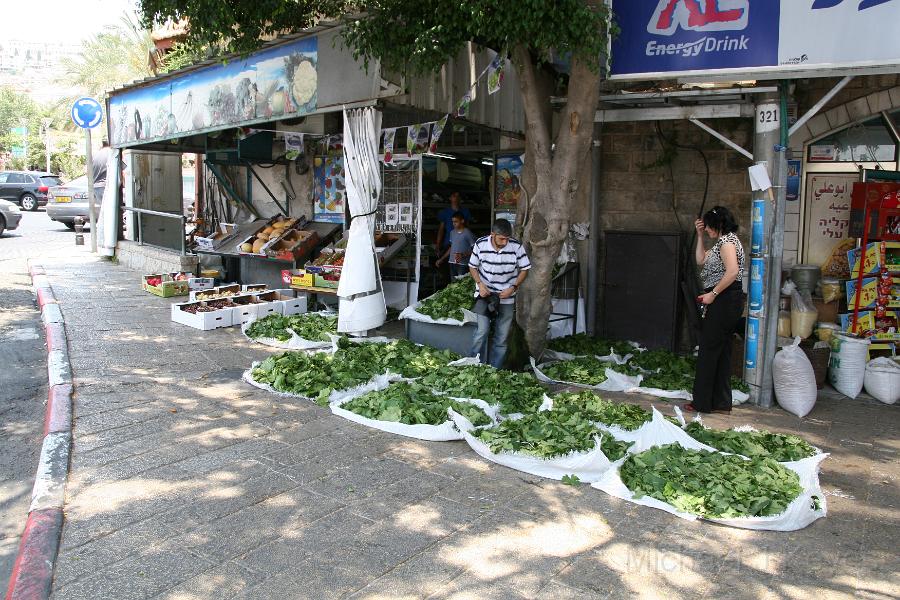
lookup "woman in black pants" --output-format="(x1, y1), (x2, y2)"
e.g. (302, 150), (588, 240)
(684, 206), (745, 414)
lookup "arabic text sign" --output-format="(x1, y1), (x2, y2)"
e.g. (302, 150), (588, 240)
(804, 174), (856, 266)
(610, 0), (900, 79)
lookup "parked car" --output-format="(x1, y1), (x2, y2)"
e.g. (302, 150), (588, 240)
(0, 170), (61, 211)
(46, 176), (99, 229)
(0, 198), (22, 236)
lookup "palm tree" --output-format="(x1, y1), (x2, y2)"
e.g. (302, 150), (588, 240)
(59, 12), (161, 106)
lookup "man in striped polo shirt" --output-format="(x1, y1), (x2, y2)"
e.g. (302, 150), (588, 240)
(468, 219), (531, 368)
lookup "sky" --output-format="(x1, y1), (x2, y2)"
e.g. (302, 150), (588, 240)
(0, 0), (139, 45)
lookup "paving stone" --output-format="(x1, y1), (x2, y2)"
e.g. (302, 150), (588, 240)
(153, 561), (266, 600)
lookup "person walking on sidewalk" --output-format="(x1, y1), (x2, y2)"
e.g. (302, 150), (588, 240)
(684, 206), (745, 414)
(468, 219), (530, 368)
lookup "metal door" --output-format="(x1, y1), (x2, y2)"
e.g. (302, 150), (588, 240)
(601, 230), (683, 351)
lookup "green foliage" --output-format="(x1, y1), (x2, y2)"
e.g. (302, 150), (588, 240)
(472, 410), (631, 460)
(334, 338), (460, 378)
(620, 444), (803, 519)
(541, 356), (610, 386)
(551, 391), (652, 432)
(730, 376), (750, 394)
(561, 474), (581, 486)
(245, 313), (338, 342)
(342, 381), (490, 426)
(629, 349), (696, 374)
(138, 1), (611, 77)
(420, 364), (545, 414)
(251, 351), (372, 404)
(684, 422), (816, 462)
(416, 275), (474, 321)
(547, 334), (637, 358)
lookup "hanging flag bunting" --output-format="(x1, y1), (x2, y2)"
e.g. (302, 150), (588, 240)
(455, 90), (472, 118)
(407, 123), (431, 156)
(429, 115), (449, 154)
(284, 132), (305, 161)
(487, 55), (504, 95)
(383, 128), (397, 164)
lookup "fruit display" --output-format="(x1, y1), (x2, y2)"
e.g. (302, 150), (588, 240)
(238, 217), (299, 254)
(309, 250), (345, 268)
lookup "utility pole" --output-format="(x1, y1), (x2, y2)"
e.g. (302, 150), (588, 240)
(42, 118), (52, 173)
(86, 128), (97, 253)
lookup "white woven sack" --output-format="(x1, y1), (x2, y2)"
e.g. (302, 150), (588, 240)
(863, 357), (900, 405)
(773, 337), (817, 417)
(828, 332), (869, 399)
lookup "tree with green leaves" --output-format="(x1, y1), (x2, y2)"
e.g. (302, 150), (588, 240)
(138, 0), (611, 355)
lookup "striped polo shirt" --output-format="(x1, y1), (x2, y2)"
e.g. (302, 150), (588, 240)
(468, 235), (531, 304)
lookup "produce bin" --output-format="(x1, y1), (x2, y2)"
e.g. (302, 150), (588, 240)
(406, 319), (477, 357)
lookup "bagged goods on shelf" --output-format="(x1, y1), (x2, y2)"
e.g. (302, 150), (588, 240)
(773, 337), (817, 418)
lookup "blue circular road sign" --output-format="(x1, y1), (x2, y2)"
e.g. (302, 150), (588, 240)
(71, 97), (103, 129)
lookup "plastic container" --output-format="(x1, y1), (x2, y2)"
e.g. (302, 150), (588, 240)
(815, 322), (839, 343)
(820, 278), (842, 304)
(778, 311), (792, 337)
(790, 290), (818, 339)
(791, 265), (822, 295)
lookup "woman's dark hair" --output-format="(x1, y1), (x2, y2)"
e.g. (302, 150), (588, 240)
(702, 206), (738, 234)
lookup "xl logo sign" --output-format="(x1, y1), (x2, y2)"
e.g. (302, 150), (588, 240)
(811, 0), (893, 9)
(648, 0), (749, 36)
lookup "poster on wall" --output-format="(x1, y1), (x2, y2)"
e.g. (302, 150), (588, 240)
(313, 155), (346, 223)
(786, 159), (801, 201)
(108, 36), (318, 147)
(803, 174), (857, 267)
(494, 153), (524, 216)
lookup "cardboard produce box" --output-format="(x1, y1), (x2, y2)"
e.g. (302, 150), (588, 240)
(281, 268), (315, 288)
(262, 289), (308, 316)
(143, 273), (190, 298)
(265, 229), (320, 261)
(190, 284), (242, 302)
(171, 301), (233, 330)
(188, 277), (215, 291)
(839, 310), (899, 341)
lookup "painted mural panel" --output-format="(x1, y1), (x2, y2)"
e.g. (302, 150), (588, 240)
(108, 37), (318, 147)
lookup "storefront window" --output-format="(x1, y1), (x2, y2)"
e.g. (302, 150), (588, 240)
(808, 115), (897, 163)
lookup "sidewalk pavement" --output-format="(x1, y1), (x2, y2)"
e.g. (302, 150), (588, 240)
(38, 257), (898, 600)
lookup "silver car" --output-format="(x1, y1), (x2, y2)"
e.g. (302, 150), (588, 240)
(46, 176), (100, 229)
(0, 198), (22, 236)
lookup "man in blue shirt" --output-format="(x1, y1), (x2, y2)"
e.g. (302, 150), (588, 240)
(436, 192), (472, 252)
(468, 219), (531, 368)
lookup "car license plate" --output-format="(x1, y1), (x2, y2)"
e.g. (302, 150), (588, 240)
(55, 196), (71, 203)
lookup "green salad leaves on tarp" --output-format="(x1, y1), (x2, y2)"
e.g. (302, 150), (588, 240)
(333, 338), (460, 379)
(472, 410), (632, 460)
(416, 275), (475, 321)
(730, 376), (750, 394)
(541, 356), (611, 386)
(547, 333), (637, 357)
(245, 313), (338, 342)
(619, 444), (803, 519)
(420, 364), (545, 414)
(251, 351), (371, 404)
(629, 349), (696, 374)
(551, 391), (652, 432)
(342, 381), (491, 427)
(684, 422), (816, 462)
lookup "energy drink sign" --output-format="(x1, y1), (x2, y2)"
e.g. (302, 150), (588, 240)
(609, 0), (900, 80)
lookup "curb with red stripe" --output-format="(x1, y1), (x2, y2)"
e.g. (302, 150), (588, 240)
(5, 265), (72, 600)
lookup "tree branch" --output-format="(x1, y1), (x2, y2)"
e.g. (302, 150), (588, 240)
(511, 45), (551, 175)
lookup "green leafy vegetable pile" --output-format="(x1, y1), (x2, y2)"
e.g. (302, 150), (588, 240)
(547, 333), (637, 357)
(551, 391), (652, 431)
(629, 349), (696, 374)
(334, 338), (460, 378)
(730, 376), (750, 394)
(420, 364), (545, 414)
(250, 351), (371, 403)
(684, 422), (816, 462)
(619, 444), (802, 518)
(416, 275), (475, 321)
(639, 369), (695, 391)
(540, 356), (611, 386)
(472, 410), (632, 460)
(342, 381), (491, 427)
(245, 313), (338, 342)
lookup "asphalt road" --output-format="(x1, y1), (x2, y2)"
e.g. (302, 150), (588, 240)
(0, 209), (89, 588)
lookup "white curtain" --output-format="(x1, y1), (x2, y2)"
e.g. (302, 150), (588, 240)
(337, 107), (387, 333)
(96, 149), (120, 257)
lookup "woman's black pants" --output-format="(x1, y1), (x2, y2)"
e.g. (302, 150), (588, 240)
(692, 286), (744, 412)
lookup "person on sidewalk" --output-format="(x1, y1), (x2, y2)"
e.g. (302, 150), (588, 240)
(468, 219), (530, 369)
(435, 211), (475, 277)
(684, 206), (745, 415)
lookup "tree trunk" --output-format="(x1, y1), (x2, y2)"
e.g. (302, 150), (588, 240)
(513, 50), (601, 358)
